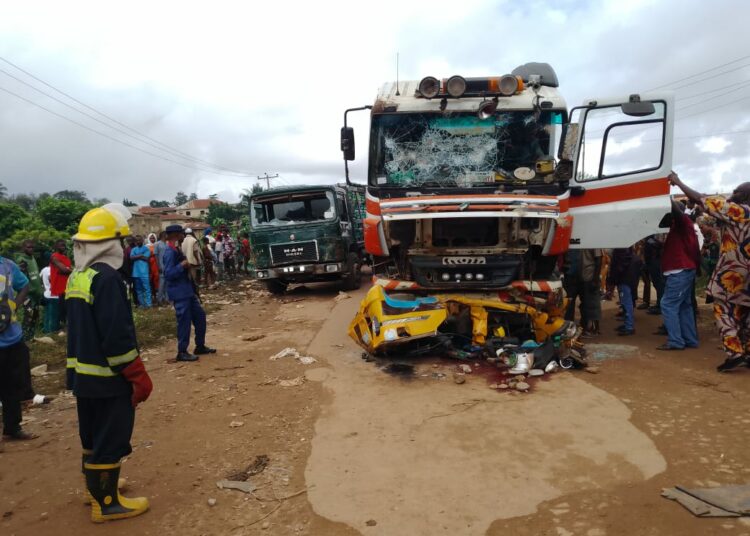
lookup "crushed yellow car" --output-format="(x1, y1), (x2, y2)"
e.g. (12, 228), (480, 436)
(349, 284), (579, 358)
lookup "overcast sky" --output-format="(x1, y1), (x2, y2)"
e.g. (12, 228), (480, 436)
(0, 0), (748, 204)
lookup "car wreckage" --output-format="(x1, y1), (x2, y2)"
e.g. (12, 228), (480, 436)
(341, 63), (674, 372)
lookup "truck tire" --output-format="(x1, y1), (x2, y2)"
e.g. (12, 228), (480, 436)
(342, 253), (362, 291)
(264, 279), (288, 295)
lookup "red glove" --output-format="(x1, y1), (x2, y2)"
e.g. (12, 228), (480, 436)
(121, 357), (153, 408)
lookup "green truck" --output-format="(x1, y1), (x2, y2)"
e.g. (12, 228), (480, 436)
(249, 183), (366, 294)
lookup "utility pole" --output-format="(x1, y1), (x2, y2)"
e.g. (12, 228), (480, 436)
(256, 173), (279, 189)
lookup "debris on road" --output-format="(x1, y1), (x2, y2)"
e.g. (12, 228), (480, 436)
(662, 484), (750, 517)
(227, 455), (269, 482)
(279, 377), (305, 387)
(334, 291), (352, 302)
(34, 336), (55, 345)
(30, 364), (49, 377)
(229, 421), (245, 428)
(216, 479), (257, 493)
(207, 498), (217, 507)
(269, 347), (317, 365)
(453, 372), (466, 384)
(241, 334), (266, 342)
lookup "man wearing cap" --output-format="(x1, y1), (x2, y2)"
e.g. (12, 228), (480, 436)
(66, 203), (153, 522)
(163, 224), (216, 362)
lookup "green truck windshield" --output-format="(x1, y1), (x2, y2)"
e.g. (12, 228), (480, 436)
(369, 110), (562, 188)
(251, 191), (336, 227)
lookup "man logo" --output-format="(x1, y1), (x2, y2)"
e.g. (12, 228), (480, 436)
(442, 257), (486, 265)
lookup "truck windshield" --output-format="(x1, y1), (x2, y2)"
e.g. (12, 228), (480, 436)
(251, 191), (336, 226)
(369, 110), (563, 187)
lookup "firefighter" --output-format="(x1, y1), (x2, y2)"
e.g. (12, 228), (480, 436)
(163, 224), (216, 361)
(66, 204), (153, 523)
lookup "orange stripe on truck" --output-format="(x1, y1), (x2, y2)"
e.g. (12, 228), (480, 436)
(568, 177), (670, 207)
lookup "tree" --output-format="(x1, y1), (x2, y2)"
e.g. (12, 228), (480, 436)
(188, 192), (198, 201)
(54, 189), (89, 203)
(0, 202), (34, 238)
(149, 200), (170, 208)
(92, 197), (111, 206)
(174, 191), (188, 206)
(207, 203), (242, 227)
(0, 182), (7, 200)
(9, 193), (40, 211)
(209, 193), (219, 200)
(35, 197), (92, 234)
(122, 198), (138, 207)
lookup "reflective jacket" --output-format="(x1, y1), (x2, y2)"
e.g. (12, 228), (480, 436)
(65, 262), (139, 398)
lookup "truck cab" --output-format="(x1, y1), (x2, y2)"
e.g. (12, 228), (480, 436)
(342, 63), (674, 291)
(249, 184), (366, 294)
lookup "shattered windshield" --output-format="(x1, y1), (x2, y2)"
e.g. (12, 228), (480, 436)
(251, 191), (336, 227)
(369, 110), (562, 187)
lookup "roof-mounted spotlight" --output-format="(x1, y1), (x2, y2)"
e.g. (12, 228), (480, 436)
(498, 74), (520, 96)
(418, 76), (440, 99)
(446, 75), (467, 98)
(477, 98), (498, 119)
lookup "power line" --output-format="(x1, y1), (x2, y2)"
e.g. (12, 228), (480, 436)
(0, 55), (256, 176)
(677, 95), (750, 121)
(676, 82), (750, 111)
(0, 84), (259, 176)
(677, 79), (750, 102)
(647, 54), (750, 91)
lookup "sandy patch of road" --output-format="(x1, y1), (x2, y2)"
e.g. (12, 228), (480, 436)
(305, 298), (666, 535)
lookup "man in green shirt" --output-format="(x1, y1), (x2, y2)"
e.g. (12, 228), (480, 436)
(15, 240), (42, 340)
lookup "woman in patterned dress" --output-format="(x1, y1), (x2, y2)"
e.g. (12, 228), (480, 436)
(670, 171), (750, 371)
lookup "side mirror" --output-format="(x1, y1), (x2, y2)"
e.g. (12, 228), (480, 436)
(559, 123), (579, 161)
(621, 95), (655, 117)
(341, 127), (355, 161)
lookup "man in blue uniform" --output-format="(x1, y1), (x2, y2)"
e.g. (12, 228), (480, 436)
(0, 255), (37, 442)
(66, 204), (153, 523)
(163, 224), (216, 361)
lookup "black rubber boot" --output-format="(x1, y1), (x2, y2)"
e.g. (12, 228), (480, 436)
(82, 449), (93, 505)
(84, 462), (149, 523)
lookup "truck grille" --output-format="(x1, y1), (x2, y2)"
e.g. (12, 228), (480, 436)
(270, 240), (318, 265)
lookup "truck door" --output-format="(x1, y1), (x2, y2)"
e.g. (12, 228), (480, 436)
(567, 93), (673, 249)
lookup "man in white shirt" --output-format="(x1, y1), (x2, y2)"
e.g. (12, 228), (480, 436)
(40, 265), (57, 333)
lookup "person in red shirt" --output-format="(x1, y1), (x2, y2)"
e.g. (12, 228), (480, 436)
(50, 239), (72, 327)
(240, 232), (251, 274)
(657, 197), (700, 351)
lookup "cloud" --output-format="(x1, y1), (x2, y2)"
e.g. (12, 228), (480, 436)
(697, 136), (731, 154)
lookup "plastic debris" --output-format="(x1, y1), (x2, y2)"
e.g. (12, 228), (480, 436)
(279, 377), (305, 387)
(269, 347), (317, 365)
(216, 479), (256, 493)
(30, 364), (49, 377)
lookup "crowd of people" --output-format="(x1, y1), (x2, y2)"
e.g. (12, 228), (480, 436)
(8, 224), (252, 341)
(564, 171), (750, 373)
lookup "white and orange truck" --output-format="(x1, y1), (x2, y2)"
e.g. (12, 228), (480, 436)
(343, 63), (673, 362)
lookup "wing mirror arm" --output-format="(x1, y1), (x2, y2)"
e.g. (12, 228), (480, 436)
(570, 186), (586, 197)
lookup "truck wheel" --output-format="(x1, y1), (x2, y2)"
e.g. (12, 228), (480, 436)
(264, 279), (288, 295)
(343, 253), (362, 291)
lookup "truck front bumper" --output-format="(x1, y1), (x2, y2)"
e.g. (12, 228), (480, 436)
(254, 262), (343, 281)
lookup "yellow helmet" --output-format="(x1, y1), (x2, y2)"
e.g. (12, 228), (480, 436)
(73, 203), (132, 242)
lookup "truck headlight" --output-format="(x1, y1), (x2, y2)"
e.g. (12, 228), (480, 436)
(326, 264), (338, 273)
